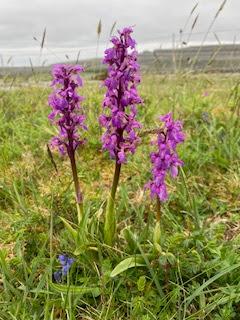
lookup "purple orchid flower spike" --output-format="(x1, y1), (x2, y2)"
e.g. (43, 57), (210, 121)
(100, 27), (142, 164)
(147, 112), (185, 203)
(100, 27), (142, 245)
(48, 64), (87, 220)
(146, 113), (185, 251)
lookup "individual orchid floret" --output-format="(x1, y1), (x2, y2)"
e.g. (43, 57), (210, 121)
(146, 113), (185, 202)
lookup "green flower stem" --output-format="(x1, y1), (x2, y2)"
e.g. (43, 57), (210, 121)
(104, 161), (121, 246)
(68, 149), (84, 223)
(156, 197), (161, 222)
(153, 197), (162, 252)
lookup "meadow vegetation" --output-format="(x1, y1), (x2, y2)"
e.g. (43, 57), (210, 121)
(0, 72), (240, 319)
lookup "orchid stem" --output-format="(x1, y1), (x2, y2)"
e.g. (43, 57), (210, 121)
(156, 197), (161, 222)
(69, 150), (84, 223)
(104, 161), (121, 246)
(153, 197), (162, 252)
(111, 161), (121, 200)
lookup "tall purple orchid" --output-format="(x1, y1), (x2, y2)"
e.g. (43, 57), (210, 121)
(146, 113), (185, 250)
(100, 27), (142, 245)
(48, 64), (86, 219)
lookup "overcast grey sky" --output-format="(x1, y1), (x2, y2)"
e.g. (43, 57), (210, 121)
(0, 0), (239, 66)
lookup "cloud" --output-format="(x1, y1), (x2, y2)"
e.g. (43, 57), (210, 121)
(0, 0), (238, 65)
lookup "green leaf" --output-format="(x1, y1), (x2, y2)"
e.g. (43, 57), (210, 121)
(110, 256), (146, 278)
(59, 217), (77, 241)
(185, 262), (240, 306)
(123, 227), (138, 251)
(50, 283), (101, 297)
(104, 195), (116, 246)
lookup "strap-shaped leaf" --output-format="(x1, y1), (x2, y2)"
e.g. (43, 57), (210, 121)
(50, 283), (101, 297)
(110, 256), (146, 278)
(59, 217), (77, 241)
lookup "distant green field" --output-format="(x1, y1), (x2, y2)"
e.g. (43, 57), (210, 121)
(0, 74), (239, 319)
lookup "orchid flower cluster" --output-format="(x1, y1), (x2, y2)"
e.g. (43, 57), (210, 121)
(48, 64), (86, 212)
(48, 64), (86, 155)
(146, 113), (185, 202)
(48, 27), (185, 248)
(99, 27), (142, 164)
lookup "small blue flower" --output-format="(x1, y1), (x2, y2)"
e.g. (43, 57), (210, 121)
(59, 254), (68, 265)
(54, 254), (75, 282)
(54, 270), (62, 282)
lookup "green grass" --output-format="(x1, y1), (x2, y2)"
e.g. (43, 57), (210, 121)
(0, 73), (240, 319)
